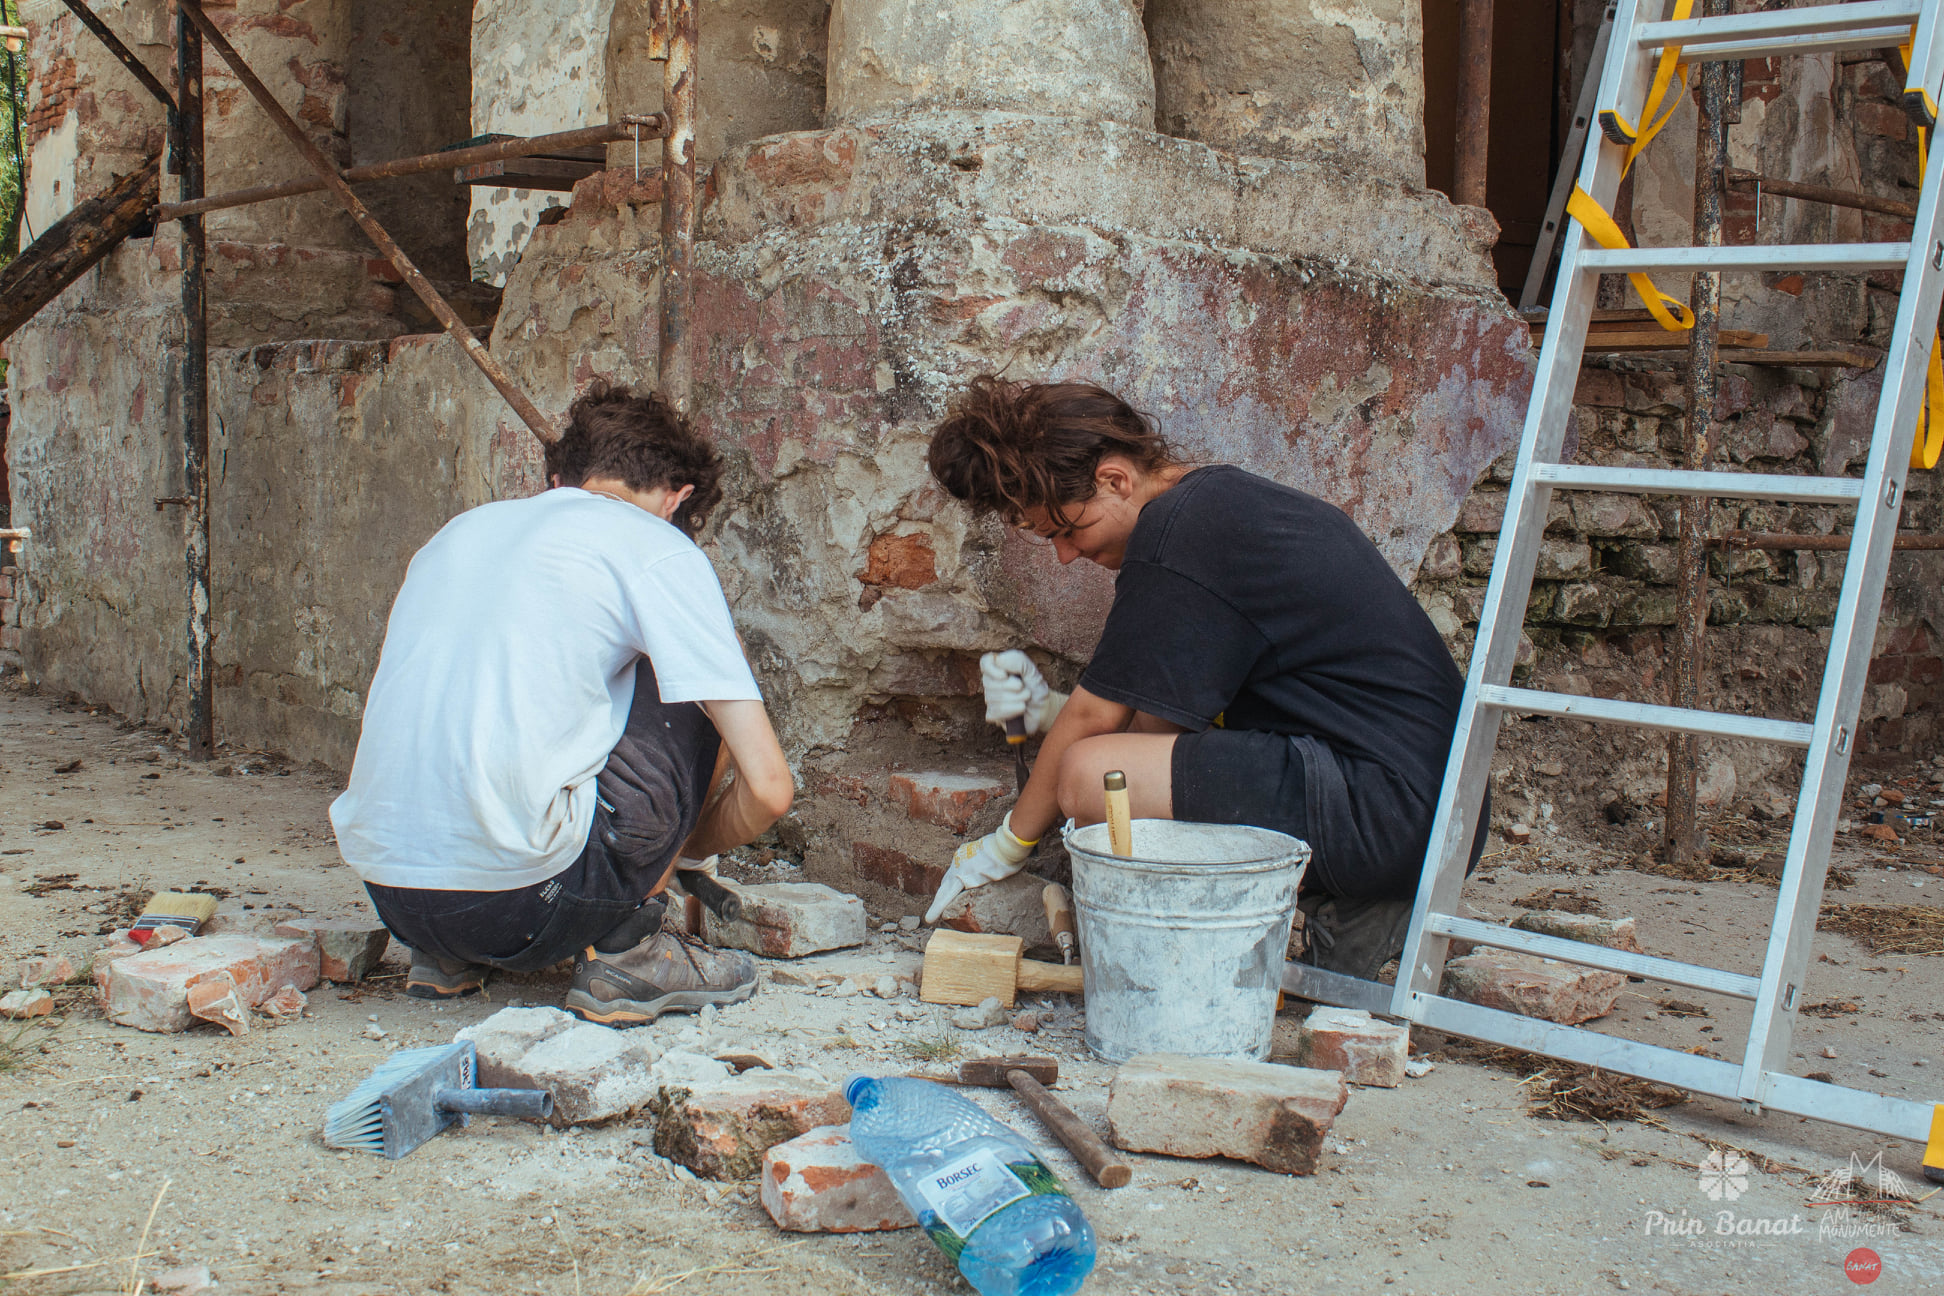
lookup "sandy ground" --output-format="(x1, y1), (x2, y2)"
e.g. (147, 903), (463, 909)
(2, 677), (1942, 1296)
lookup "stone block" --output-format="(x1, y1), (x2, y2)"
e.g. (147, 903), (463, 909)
(272, 917), (391, 981)
(101, 935), (320, 1033)
(263, 985), (308, 1019)
(1292, 1007), (1409, 1088)
(186, 975), (251, 1037)
(1, 988), (54, 1018)
(761, 1123), (914, 1233)
(654, 1073), (853, 1180)
(853, 842), (946, 897)
(91, 931), (144, 995)
(456, 1006), (664, 1126)
(702, 883), (867, 958)
(885, 770), (1010, 834)
(20, 953), (76, 987)
(1107, 1053), (1347, 1175)
(201, 899), (301, 937)
(1441, 951), (1624, 1025)
(937, 871), (1054, 951)
(1509, 910), (1643, 953)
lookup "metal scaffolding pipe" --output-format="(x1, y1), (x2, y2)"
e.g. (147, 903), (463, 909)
(173, 8), (211, 760)
(173, 0), (558, 445)
(1725, 168), (1915, 220)
(154, 118), (666, 223)
(59, 0), (175, 111)
(1453, 0), (1494, 207)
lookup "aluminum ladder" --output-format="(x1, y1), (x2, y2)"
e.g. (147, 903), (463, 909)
(1286, 0), (1944, 1166)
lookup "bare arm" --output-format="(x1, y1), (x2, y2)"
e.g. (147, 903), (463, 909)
(1007, 685), (1135, 844)
(678, 699), (795, 860)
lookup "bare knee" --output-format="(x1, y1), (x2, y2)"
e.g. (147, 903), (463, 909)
(1056, 736), (1119, 824)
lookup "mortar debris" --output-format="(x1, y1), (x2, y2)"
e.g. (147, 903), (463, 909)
(1511, 887), (1605, 915)
(1818, 903), (1944, 955)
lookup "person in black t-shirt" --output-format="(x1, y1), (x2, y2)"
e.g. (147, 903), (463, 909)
(921, 376), (1487, 979)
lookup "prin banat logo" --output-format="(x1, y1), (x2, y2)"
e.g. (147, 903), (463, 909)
(1642, 1149), (1913, 1252)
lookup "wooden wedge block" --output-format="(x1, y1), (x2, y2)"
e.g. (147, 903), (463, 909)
(921, 931), (1024, 1007)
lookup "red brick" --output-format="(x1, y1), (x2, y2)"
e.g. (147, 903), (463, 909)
(0, 988), (54, 1019)
(1293, 1008), (1409, 1087)
(1441, 950), (1623, 1025)
(1107, 1054), (1347, 1175)
(761, 1124), (914, 1233)
(0, 573), (12, 598)
(101, 935), (320, 1033)
(886, 770), (1009, 834)
(272, 917), (390, 981)
(862, 533), (937, 590)
(853, 842), (945, 897)
(1855, 100), (1910, 138)
(653, 1074), (853, 1180)
(20, 953), (77, 988)
(186, 976), (251, 1036)
(1, 627), (20, 651)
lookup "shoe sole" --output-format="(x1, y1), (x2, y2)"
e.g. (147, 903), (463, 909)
(563, 979), (756, 1025)
(405, 975), (486, 1001)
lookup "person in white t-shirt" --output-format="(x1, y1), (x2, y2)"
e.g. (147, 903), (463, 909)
(330, 382), (794, 1024)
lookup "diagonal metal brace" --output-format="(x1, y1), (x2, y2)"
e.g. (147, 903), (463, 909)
(172, 0), (558, 445)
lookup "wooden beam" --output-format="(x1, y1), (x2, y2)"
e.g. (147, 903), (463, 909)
(0, 152), (160, 344)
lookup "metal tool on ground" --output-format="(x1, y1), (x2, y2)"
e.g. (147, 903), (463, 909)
(1005, 715), (1030, 792)
(955, 1055), (1132, 1189)
(1282, 0), (1944, 1158)
(675, 868), (742, 923)
(1042, 883), (1077, 965)
(1102, 770), (1132, 857)
(324, 1041), (553, 1159)
(919, 929), (1083, 1007)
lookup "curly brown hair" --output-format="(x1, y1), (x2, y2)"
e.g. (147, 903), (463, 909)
(546, 381), (725, 536)
(926, 376), (1181, 526)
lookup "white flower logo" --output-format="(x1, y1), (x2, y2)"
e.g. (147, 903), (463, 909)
(1699, 1149), (1750, 1202)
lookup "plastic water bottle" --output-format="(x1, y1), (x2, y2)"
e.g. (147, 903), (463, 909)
(845, 1074), (1096, 1296)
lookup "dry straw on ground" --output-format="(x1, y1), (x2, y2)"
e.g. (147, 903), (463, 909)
(1818, 903), (1944, 956)
(1445, 1041), (1690, 1125)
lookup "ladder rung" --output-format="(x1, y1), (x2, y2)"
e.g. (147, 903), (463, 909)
(1636, 1), (1918, 50)
(1530, 463), (1866, 504)
(1478, 684), (1817, 747)
(1428, 915), (1763, 998)
(1579, 244), (1908, 275)
(1678, 24), (1917, 63)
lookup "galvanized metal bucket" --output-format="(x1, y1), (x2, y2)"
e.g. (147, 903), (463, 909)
(1064, 819), (1309, 1064)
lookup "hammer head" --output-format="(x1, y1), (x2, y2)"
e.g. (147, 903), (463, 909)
(957, 1055), (1059, 1087)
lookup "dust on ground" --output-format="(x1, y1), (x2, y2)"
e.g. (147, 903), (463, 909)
(2, 678), (1941, 1295)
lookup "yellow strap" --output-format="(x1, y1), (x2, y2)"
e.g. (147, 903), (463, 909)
(1599, 0), (1693, 177)
(1913, 107), (1944, 469)
(1566, 186), (1697, 331)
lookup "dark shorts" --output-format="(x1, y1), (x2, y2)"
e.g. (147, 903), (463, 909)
(365, 657), (721, 973)
(1171, 728), (1488, 903)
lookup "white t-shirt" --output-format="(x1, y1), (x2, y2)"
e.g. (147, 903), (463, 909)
(330, 488), (761, 892)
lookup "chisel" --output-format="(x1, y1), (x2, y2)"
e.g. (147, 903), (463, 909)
(1005, 716), (1029, 792)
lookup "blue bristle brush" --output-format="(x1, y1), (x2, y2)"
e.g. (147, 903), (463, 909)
(324, 1041), (553, 1159)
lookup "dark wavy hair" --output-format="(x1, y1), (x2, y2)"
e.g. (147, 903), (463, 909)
(926, 376), (1181, 526)
(545, 381), (724, 536)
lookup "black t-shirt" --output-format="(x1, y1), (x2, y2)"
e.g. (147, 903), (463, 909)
(1081, 465), (1464, 804)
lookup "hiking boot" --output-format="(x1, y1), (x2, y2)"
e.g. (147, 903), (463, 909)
(1297, 893), (1415, 982)
(565, 929), (757, 1025)
(405, 950), (490, 1000)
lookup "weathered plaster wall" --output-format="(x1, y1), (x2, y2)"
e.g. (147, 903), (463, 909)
(1146, 0), (1427, 184)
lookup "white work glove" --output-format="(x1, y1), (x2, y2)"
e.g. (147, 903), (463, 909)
(674, 854), (720, 878)
(980, 650), (1068, 735)
(925, 812), (1037, 924)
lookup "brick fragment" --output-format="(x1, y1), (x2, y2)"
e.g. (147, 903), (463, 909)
(200, 899), (301, 936)
(1293, 1008), (1409, 1088)
(853, 841), (945, 897)
(1107, 1053), (1347, 1175)
(0, 988), (54, 1018)
(653, 1073), (853, 1180)
(91, 930), (144, 995)
(186, 975), (251, 1037)
(457, 1006), (663, 1125)
(20, 953), (76, 988)
(761, 1123), (914, 1233)
(1510, 910), (1643, 953)
(885, 770), (1010, 834)
(101, 935), (320, 1033)
(702, 882), (867, 958)
(1441, 950), (1624, 1025)
(272, 917), (391, 981)
(263, 985), (308, 1019)
(937, 871), (1054, 952)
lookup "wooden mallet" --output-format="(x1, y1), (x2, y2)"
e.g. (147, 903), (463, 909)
(919, 929), (1083, 1008)
(956, 1055), (1132, 1189)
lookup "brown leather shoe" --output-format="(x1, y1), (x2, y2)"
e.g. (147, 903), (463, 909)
(564, 929), (757, 1025)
